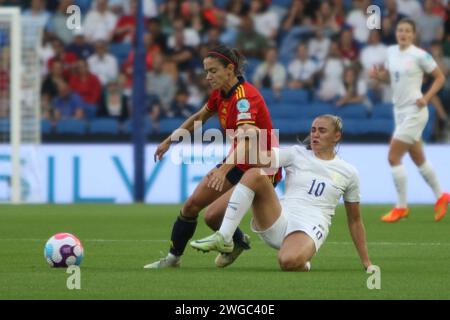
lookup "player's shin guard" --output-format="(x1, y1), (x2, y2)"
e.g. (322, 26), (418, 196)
(169, 212), (198, 257)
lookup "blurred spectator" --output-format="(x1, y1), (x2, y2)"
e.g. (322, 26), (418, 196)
(66, 29), (94, 60)
(249, 0), (280, 42)
(201, 0), (225, 29)
(147, 18), (168, 53)
(360, 30), (388, 103)
(167, 18), (201, 49)
(99, 79), (129, 121)
(112, 0), (138, 43)
(46, 0), (75, 45)
(417, 0), (444, 47)
(52, 79), (84, 121)
(339, 28), (359, 62)
(281, 0), (312, 33)
(88, 41), (119, 85)
(308, 27), (331, 67)
(122, 33), (160, 89)
(69, 59), (102, 106)
(167, 28), (194, 76)
(83, 0), (117, 43)
(335, 66), (369, 108)
(314, 0), (341, 36)
(287, 43), (317, 93)
(146, 54), (177, 116)
(225, 0), (249, 31)
(345, 0), (370, 44)
(42, 60), (65, 105)
(396, 0), (423, 21)
(22, 0), (50, 30)
(47, 38), (78, 79)
(253, 47), (287, 96)
(41, 60), (65, 119)
(317, 40), (348, 101)
(235, 14), (268, 60)
(169, 88), (197, 119)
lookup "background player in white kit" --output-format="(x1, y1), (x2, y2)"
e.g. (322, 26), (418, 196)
(191, 115), (372, 271)
(370, 18), (449, 223)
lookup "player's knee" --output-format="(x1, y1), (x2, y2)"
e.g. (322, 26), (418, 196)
(241, 168), (265, 188)
(388, 153), (400, 166)
(278, 254), (308, 272)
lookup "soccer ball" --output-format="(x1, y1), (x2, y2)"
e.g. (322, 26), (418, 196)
(44, 233), (84, 267)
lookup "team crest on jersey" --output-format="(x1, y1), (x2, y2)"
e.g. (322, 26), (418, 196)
(237, 99), (250, 113)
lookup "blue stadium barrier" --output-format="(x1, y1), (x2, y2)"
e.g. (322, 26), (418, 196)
(55, 119), (88, 135)
(260, 88), (280, 105)
(334, 103), (369, 119)
(122, 118), (152, 135)
(89, 118), (120, 135)
(41, 119), (52, 135)
(0, 118), (9, 133)
(159, 118), (185, 134)
(272, 118), (310, 134)
(280, 88), (309, 104)
(371, 103), (393, 119)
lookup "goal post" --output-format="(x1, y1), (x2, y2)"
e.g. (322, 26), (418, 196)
(0, 7), (21, 203)
(0, 7), (43, 203)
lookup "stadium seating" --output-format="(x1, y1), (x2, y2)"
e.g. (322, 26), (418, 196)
(0, 118), (9, 134)
(334, 103), (369, 119)
(89, 118), (120, 135)
(159, 118), (186, 134)
(55, 119), (88, 135)
(122, 118), (152, 135)
(41, 119), (52, 135)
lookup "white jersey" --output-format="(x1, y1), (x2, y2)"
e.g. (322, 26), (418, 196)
(273, 146), (360, 228)
(386, 44), (437, 113)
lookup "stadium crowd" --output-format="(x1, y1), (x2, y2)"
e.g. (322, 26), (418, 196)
(1, 0), (450, 141)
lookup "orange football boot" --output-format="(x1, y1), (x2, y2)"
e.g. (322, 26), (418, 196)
(381, 208), (409, 222)
(434, 192), (450, 222)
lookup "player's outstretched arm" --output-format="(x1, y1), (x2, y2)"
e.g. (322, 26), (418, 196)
(154, 103), (215, 161)
(344, 202), (373, 270)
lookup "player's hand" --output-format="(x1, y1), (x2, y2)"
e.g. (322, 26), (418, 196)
(416, 98), (428, 108)
(369, 64), (386, 80)
(154, 139), (171, 162)
(207, 167), (227, 192)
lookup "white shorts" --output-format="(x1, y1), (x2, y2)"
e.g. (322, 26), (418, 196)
(250, 207), (328, 252)
(393, 106), (428, 144)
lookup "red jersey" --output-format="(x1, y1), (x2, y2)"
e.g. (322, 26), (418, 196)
(206, 77), (282, 182)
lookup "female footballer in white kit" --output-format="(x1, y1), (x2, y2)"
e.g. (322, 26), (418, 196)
(370, 18), (449, 223)
(191, 115), (372, 271)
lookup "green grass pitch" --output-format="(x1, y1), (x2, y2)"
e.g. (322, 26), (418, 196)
(0, 204), (449, 299)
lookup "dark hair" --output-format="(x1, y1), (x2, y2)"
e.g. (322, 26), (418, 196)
(206, 44), (246, 76)
(397, 18), (416, 33)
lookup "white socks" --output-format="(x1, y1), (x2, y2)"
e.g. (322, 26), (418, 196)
(219, 183), (255, 243)
(418, 161), (442, 199)
(391, 164), (407, 208)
